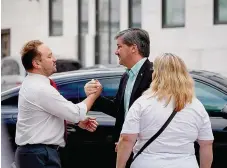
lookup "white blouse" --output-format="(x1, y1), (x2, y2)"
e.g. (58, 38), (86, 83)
(121, 95), (214, 168)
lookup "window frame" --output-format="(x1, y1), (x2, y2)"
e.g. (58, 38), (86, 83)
(128, 0), (142, 28)
(213, 0), (227, 25)
(162, 0), (185, 28)
(1, 29), (11, 58)
(77, 0), (89, 66)
(49, 0), (63, 36)
(96, 0), (120, 64)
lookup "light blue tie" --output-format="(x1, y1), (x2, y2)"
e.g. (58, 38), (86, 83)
(124, 70), (135, 115)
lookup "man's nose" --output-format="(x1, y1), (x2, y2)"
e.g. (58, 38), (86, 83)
(115, 50), (119, 55)
(53, 56), (57, 62)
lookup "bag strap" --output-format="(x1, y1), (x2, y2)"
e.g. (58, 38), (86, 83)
(131, 110), (177, 162)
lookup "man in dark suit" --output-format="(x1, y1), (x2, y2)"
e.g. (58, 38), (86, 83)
(84, 28), (153, 167)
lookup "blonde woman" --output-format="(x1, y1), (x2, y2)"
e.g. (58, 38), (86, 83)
(116, 53), (213, 168)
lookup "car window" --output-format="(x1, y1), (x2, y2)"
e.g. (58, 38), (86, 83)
(1, 95), (18, 106)
(101, 77), (121, 97)
(57, 81), (80, 104)
(1, 76), (121, 106)
(1, 59), (20, 75)
(77, 77), (121, 100)
(58, 76), (121, 103)
(195, 80), (227, 113)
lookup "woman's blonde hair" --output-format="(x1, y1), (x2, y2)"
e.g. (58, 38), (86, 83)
(144, 53), (195, 112)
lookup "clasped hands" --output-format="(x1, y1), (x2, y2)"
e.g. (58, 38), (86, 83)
(84, 79), (103, 97)
(76, 79), (103, 132)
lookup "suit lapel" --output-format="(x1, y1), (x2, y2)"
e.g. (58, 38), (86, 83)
(120, 73), (129, 102)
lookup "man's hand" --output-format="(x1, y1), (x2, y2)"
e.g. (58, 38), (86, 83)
(84, 79), (103, 97)
(78, 117), (98, 132)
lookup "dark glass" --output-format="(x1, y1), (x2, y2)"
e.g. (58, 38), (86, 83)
(195, 80), (227, 113)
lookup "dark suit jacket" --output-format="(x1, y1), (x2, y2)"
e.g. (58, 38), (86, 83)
(93, 59), (153, 141)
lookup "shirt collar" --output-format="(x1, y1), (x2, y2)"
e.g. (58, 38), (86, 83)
(27, 72), (50, 83)
(126, 58), (147, 76)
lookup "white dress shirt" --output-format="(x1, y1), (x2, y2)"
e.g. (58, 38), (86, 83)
(15, 73), (87, 147)
(121, 95), (214, 168)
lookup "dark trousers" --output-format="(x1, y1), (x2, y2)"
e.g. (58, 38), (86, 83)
(15, 144), (61, 168)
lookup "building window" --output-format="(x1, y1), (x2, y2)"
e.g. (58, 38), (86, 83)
(1, 29), (10, 58)
(162, 0), (185, 28)
(49, 0), (63, 36)
(78, 0), (88, 35)
(129, 0), (141, 28)
(78, 0), (89, 66)
(214, 0), (227, 24)
(96, 0), (120, 64)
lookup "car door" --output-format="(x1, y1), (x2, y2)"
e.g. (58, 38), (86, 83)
(194, 79), (227, 168)
(57, 75), (121, 168)
(1, 89), (20, 152)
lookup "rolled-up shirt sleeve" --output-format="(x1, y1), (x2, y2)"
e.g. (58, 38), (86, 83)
(37, 86), (87, 123)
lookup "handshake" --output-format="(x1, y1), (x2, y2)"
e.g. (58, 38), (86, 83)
(77, 79), (103, 132)
(84, 79), (103, 97)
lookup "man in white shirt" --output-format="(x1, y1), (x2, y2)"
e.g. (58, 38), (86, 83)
(15, 40), (101, 168)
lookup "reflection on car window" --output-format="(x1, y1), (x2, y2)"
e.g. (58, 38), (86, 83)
(58, 81), (79, 101)
(1, 59), (20, 75)
(195, 80), (227, 112)
(100, 77), (121, 97)
(58, 76), (121, 103)
(76, 77), (121, 99)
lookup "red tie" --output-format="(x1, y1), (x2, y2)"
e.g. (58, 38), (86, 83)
(49, 79), (68, 142)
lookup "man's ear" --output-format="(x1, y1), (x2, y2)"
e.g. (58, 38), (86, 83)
(32, 59), (40, 69)
(132, 44), (138, 53)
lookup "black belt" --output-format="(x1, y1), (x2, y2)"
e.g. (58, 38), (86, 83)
(18, 144), (61, 151)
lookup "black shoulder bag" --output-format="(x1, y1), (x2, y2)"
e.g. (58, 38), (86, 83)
(131, 110), (177, 163)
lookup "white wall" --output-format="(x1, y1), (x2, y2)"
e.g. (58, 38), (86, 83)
(2, 0), (44, 56)
(2, 0), (227, 75)
(142, 0), (227, 75)
(1, 0), (79, 60)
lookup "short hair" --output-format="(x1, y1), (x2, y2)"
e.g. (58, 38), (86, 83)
(115, 28), (150, 57)
(20, 40), (43, 70)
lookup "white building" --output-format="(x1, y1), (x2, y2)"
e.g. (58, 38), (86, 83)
(1, 0), (227, 75)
